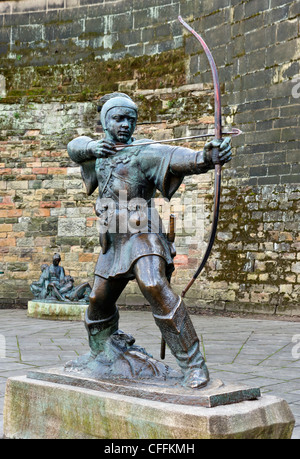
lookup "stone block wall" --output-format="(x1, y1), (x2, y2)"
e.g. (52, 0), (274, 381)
(0, 0), (299, 316)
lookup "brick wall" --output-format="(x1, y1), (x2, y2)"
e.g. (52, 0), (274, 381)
(0, 0), (299, 316)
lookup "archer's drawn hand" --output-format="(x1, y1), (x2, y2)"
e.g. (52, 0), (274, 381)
(94, 139), (116, 158)
(204, 137), (232, 165)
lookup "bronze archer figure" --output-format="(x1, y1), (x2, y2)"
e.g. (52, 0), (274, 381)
(67, 93), (231, 388)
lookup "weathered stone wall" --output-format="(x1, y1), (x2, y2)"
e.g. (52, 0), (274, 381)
(0, 0), (299, 316)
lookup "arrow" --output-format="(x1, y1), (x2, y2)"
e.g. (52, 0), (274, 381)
(114, 128), (242, 151)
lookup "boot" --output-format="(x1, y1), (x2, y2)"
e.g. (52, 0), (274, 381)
(84, 307), (119, 359)
(153, 297), (209, 389)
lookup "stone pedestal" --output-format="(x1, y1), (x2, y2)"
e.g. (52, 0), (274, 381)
(3, 371), (295, 439)
(27, 300), (87, 321)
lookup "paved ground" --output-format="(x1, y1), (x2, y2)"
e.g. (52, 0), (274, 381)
(0, 309), (299, 439)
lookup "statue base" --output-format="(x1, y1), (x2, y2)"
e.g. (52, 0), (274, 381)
(25, 367), (261, 408)
(27, 300), (87, 321)
(3, 369), (295, 439)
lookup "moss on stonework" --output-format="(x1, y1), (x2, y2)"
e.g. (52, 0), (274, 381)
(207, 184), (298, 294)
(0, 48), (187, 107)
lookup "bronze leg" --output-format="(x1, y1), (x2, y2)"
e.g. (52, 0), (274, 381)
(134, 255), (209, 388)
(85, 275), (129, 358)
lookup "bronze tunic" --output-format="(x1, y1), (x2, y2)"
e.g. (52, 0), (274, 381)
(67, 136), (207, 280)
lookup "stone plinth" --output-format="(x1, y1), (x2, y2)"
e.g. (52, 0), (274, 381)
(3, 375), (295, 439)
(25, 367), (261, 408)
(27, 300), (87, 321)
